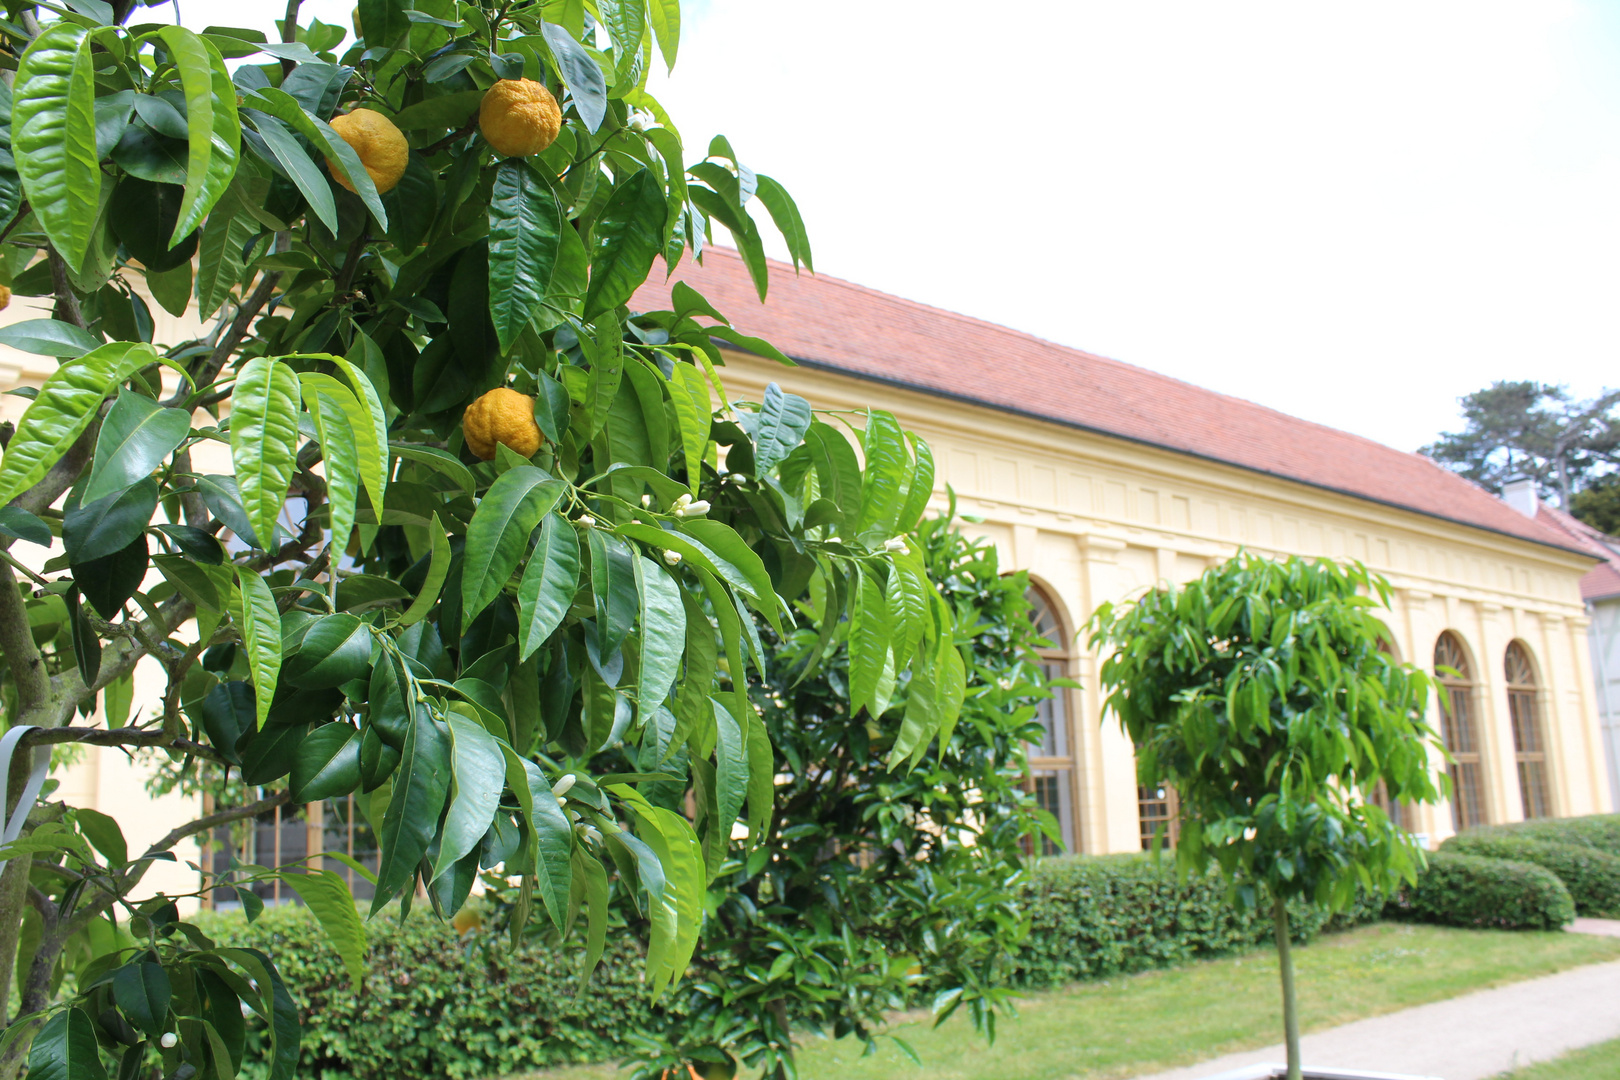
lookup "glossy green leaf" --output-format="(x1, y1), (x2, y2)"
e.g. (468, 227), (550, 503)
(244, 112), (337, 233)
(372, 705), (451, 914)
(196, 187), (258, 320)
(667, 362), (711, 495)
(803, 421), (862, 527)
(647, 0), (681, 71)
(307, 359), (389, 511)
(75, 807), (126, 865)
(489, 160), (563, 353)
(218, 948), (298, 1080)
(233, 567), (282, 728)
(281, 868), (366, 986)
(286, 613), (372, 689)
(857, 410), (910, 540)
(29, 1006), (106, 1080)
(588, 529), (639, 657)
(243, 88), (388, 230)
(462, 467), (566, 625)
(753, 174), (813, 273)
(633, 554), (686, 716)
(752, 382), (812, 474)
(745, 707), (774, 849)
(156, 27), (241, 243)
(63, 478), (157, 564)
(302, 385), (360, 575)
(517, 512), (579, 661)
(0, 342), (158, 508)
(83, 389), (191, 505)
(230, 357), (300, 552)
(678, 519), (781, 630)
(192, 474), (260, 549)
(432, 711), (504, 880)
(398, 513), (451, 628)
(584, 169), (666, 318)
(289, 723), (361, 802)
(390, 443), (475, 499)
(540, 22), (607, 133)
(357, 0), (411, 45)
(712, 698), (748, 829)
(14, 24), (99, 270)
(0, 319), (100, 358)
(66, 587), (100, 687)
(598, 0), (646, 81)
(849, 568), (890, 717)
(895, 434), (936, 532)
(501, 747), (574, 928)
(576, 849), (610, 985)
(0, 507), (52, 547)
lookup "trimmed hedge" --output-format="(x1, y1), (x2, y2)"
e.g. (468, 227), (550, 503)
(195, 905), (670, 1080)
(1460, 814), (1620, 858)
(1009, 853), (1381, 989)
(1383, 850), (1575, 930)
(1443, 833), (1620, 918)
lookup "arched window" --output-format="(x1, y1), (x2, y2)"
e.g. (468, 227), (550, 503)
(1026, 585), (1077, 854)
(1435, 632), (1488, 831)
(1506, 642), (1551, 820)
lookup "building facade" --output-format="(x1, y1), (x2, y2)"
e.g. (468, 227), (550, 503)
(0, 248), (1612, 903)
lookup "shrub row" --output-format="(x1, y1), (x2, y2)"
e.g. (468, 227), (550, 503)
(1009, 853), (1380, 988)
(1443, 833), (1620, 918)
(1382, 849), (1575, 930)
(197, 840), (1574, 1080)
(1463, 813), (1620, 857)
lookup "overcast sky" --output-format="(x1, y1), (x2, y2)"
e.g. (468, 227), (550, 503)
(173, 0), (1620, 453)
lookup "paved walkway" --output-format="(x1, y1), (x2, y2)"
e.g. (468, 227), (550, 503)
(1130, 921), (1620, 1080)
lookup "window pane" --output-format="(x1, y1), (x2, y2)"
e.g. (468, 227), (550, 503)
(1032, 768), (1075, 855)
(1137, 783), (1177, 850)
(1033, 663), (1068, 758)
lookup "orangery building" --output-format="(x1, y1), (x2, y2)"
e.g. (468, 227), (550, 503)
(0, 249), (1612, 907)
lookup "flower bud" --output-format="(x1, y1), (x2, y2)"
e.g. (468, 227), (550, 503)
(160, 1034), (178, 1049)
(552, 773), (576, 798)
(884, 537), (911, 554)
(676, 499), (711, 518)
(576, 514), (596, 529)
(663, 549), (683, 567)
(641, 494), (653, 507)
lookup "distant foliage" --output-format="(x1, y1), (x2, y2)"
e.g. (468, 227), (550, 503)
(1570, 477), (1620, 536)
(1444, 834), (1620, 919)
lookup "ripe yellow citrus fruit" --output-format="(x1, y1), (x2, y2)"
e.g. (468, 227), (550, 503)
(479, 79), (563, 158)
(0, 284), (11, 312)
(326, 108), (409, 194)
(463, 388), (544, 461)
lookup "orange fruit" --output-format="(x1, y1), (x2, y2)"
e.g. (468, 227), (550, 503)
(479, 79), (563, 158)
(463, 388), (544, 460)
(326, 108), (408, 194)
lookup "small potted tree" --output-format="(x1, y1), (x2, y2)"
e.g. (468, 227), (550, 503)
(1089, 554), (1444, 1080)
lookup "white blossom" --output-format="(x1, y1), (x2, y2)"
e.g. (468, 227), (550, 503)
(663, 549), (683, 566)
(160, 1034), (178, 1049)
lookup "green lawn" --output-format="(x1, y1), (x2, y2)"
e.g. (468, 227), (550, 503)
(525, 923), (1620, 1080)
(1501, 1039), (1620, 1080)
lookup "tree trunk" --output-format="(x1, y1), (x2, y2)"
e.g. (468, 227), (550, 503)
(1273, 894), (1302, 1080)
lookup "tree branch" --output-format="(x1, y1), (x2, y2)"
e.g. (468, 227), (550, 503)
(18, 726), (223, 764)
(163, 272), (282, 409)
(0, 562), (48, 714)
(46, 247), (86, 331)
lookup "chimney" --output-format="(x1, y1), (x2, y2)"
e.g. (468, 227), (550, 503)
(1502, 477), (1539, 518)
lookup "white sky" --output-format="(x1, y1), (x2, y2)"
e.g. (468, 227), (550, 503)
(171, 0), (1620, 453)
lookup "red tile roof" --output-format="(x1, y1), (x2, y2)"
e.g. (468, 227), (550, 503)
(632, 248), (1584, 555)
(1522, 503), (1620, 602)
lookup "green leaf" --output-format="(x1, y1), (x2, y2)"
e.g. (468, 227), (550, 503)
(489, 160), (563, 353)
(357, 0), (411, 46)
(66, 587), (100, 686)
(804, 421), (862, 527)
(112, 961), (170, 1039)
(540, 22), (607, 133)
(634, 555), (686, 716)
(0, 507), (52, 547)
(849, 568), (890, 717)
(667, 363), (711, 496)
(244, 112), (336, 233)
(745, 709), (773, 851)
(243, 88), (388, 230)
(432, 712), (503, 880)
(712, 698), (748, 829)
(517, 512), (579, 661)
(308, 358), (389, 511)
(0, 342), (158, 507)
(218, 948), (298, 1080)
(195, 187), (258, 320)
(286, 613), (371, 689)
(229, 357), (300, 551)
(752, 382), (812, 473)
(500, 747), (574, 928)
(398, 513), (451, 628)
(576, 849), (610, 986)
(389, 443), (474, 499)
(75, 807), (126, 865)
(588, 529), (639, 657)
(753, 174), (812, 273)
(14, 24), (99, 270)
(289, 723), (361, 802)
(281, 869), (366, 987)
(678, 518), (782, 631)
(462, 467), (566, 625)
(372, 705), (451, 914)
(156, 28), (240, 243)
(0, 319), (101, 358)
(857, 409), (910, 540)
(895, 434), (936, 532)
(83, 389), (191, 505)
(233, 567), (282, 728)
(647, 0), (681, 71)
(192, 474), (260, 548)
(29, 1007), (107, 1080)
(305, 387), (359, 571)
(63, 479), (157, 563)
(584, 169), (666, 318)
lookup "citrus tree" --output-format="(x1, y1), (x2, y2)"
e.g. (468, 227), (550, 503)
(1088, 554), (1444, 1080)
(0, 3), (964, 1079)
